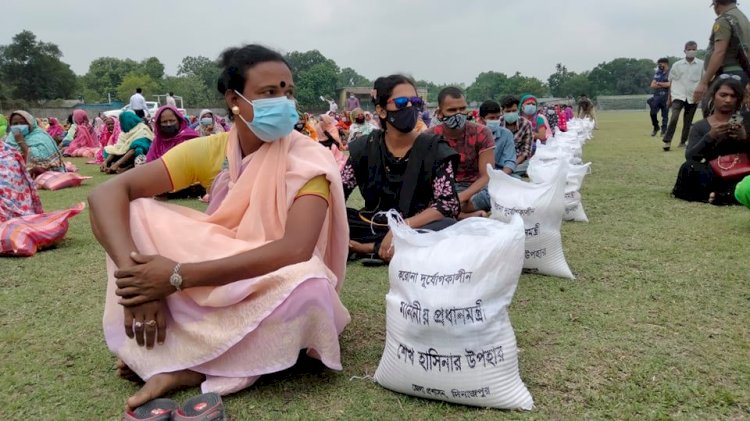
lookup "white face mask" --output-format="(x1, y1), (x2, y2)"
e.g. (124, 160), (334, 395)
(686, 50), (697, 59)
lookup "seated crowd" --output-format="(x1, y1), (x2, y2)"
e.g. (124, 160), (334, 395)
(2, 43), (750, 417)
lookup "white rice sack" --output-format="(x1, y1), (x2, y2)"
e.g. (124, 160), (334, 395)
(488, 164), (575, 279)
(374, 215), (534, 411)
(528, 159), (592, 223)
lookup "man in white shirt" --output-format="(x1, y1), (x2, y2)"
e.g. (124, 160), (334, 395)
(663, 41), (705, 151)
(129, 88), (149, 119)
(166, 92), (177, 107)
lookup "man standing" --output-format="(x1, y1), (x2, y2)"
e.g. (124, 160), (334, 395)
(663, 42), (704, 151)
(346, 93), (360, 111)
(694, 0), (750, 103)
(427, 87), (495, 214)
(649, 58), (670, 137)
(129, 88), (148, 119)
(499, 95), (533, 179)
(166, 91), (177, 107)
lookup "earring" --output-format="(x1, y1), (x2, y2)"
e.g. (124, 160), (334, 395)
(231, 106), (240, 115)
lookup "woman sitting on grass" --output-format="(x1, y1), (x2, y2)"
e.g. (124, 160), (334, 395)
(673, 75), (750, 205)
(0, 138), (43, 222)
(101, 111), (154, 174)
(343, 74), (460, 264)
(4, 110), (65, 177)
(64, 110), (100, 158)
(88, 44), (349, 411)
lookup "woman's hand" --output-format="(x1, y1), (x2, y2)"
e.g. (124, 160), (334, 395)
(379, 230), (394, 262)
(115, 252), (178, 306)
(729, 123), (747, 140)
(123, 300), (168, 348)
(709, 122), (732, 141)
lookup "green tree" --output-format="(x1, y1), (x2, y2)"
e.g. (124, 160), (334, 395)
(557, 73), (595, 98)
(177, 55), (221, 98)
(0, 30), (77, 101)
(117, 73), (160, 104)
(285, 50), (340, 111)
(81, 57), (139, 100)
(506, 72), (548, 97)
(466, 71), (509, 103)
(139, 57), (165, 80)
(548, 63), (575, 97)
(337, 67), (370, 88)
(588, 58), (655, 95)
(161, 75), (218, 108)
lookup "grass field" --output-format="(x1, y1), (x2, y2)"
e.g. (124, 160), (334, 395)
(1, 111), (749, 420)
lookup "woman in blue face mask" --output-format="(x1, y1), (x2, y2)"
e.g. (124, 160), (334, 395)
(4, 110), (65, 177)
(343, 74), (461, 265)
(88, 44), (351, 415)
(519, 94), (551, 143)
(197, 109), (225, 137)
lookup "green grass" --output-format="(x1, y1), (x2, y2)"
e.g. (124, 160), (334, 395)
(1, 111), (749, 420)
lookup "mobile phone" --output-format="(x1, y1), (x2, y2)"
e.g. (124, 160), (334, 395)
(729, 112), (744, 127)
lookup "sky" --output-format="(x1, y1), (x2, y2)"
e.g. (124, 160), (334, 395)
(5, 0), (740, 85)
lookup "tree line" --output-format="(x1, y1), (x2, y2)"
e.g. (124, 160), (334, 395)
(0, 30), (702, 112)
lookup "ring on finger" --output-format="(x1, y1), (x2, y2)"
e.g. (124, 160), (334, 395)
(145, 320), (157, 327)
(134, 321), (143, 329)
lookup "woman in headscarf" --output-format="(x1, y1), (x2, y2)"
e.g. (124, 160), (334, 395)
(93, 116), (106, 140)
(101, 111), (154, 174)
(346, 108), (375, 143)
(197, 109), (225, 137)
(61, 114), (76, 148)
(64, 110), (100, 157)
(4, 110), (65, 176)
(90, 116), (122, 165)
(88, 44), (349, 412)
(317, 114), (343, 149)
(146, 105), (199, 163)
(46, 117), (66, 144)
(0, 139), (43, 222)
(520, 94), (551, 143)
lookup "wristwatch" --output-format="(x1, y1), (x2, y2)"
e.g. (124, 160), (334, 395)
(169, 263), (183, 291)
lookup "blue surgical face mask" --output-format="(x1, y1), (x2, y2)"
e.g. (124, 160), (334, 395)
(485, 119), (501, 130)
(234, 91), (298, 142)
(10, 125), (30, 137)
(523, 104), (537, 115)
(200, 117), (214, 126)
(504, 112), (520, 124)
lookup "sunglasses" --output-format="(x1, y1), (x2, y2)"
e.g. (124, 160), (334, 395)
(387, 96), (424, 110)
(719, 73), (742, 81)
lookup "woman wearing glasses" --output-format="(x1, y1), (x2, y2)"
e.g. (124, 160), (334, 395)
(673, 74), (750, 204)
(343, 74), (460, 265)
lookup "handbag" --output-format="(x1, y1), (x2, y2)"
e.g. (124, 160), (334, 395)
(709, 153), (750, 180)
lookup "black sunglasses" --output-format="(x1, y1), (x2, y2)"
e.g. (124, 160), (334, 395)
(387, 96), (424, 110)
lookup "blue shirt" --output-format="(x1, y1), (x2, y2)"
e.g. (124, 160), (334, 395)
(489, 125), (517, 172)
(653, 68), (669, 94)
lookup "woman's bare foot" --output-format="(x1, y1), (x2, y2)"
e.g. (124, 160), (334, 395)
(349, 240), (374, 254)
(116, 359), (141, 383)
(126, 370), (205, 410)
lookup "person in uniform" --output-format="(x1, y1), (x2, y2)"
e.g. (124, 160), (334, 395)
(649, 58), (671, 137)
(694, 0), (750, 103)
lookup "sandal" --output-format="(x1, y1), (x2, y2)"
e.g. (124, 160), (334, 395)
(360, 253), (386, 267)
(122, 398), (178, 421)
(172, 393), (226, 421)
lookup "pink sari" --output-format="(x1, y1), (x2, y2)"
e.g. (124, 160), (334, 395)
(90, 117), (121, 164)
(103, 129), (350, 395)
(64, 110), (100, 157)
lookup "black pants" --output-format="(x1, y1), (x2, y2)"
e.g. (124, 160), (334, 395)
(649, 94), (669, 132)
(347, 207), (456, 258)
(663, 100), (698, 146)
(133, 109), (146, 118)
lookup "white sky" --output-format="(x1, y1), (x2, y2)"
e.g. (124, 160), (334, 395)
(6, 0), (736, 84)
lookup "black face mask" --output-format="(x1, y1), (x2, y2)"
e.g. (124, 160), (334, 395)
(355, 116), (365, 124)
(385, 107), (419, 133)
(160, 124), (179, 137)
